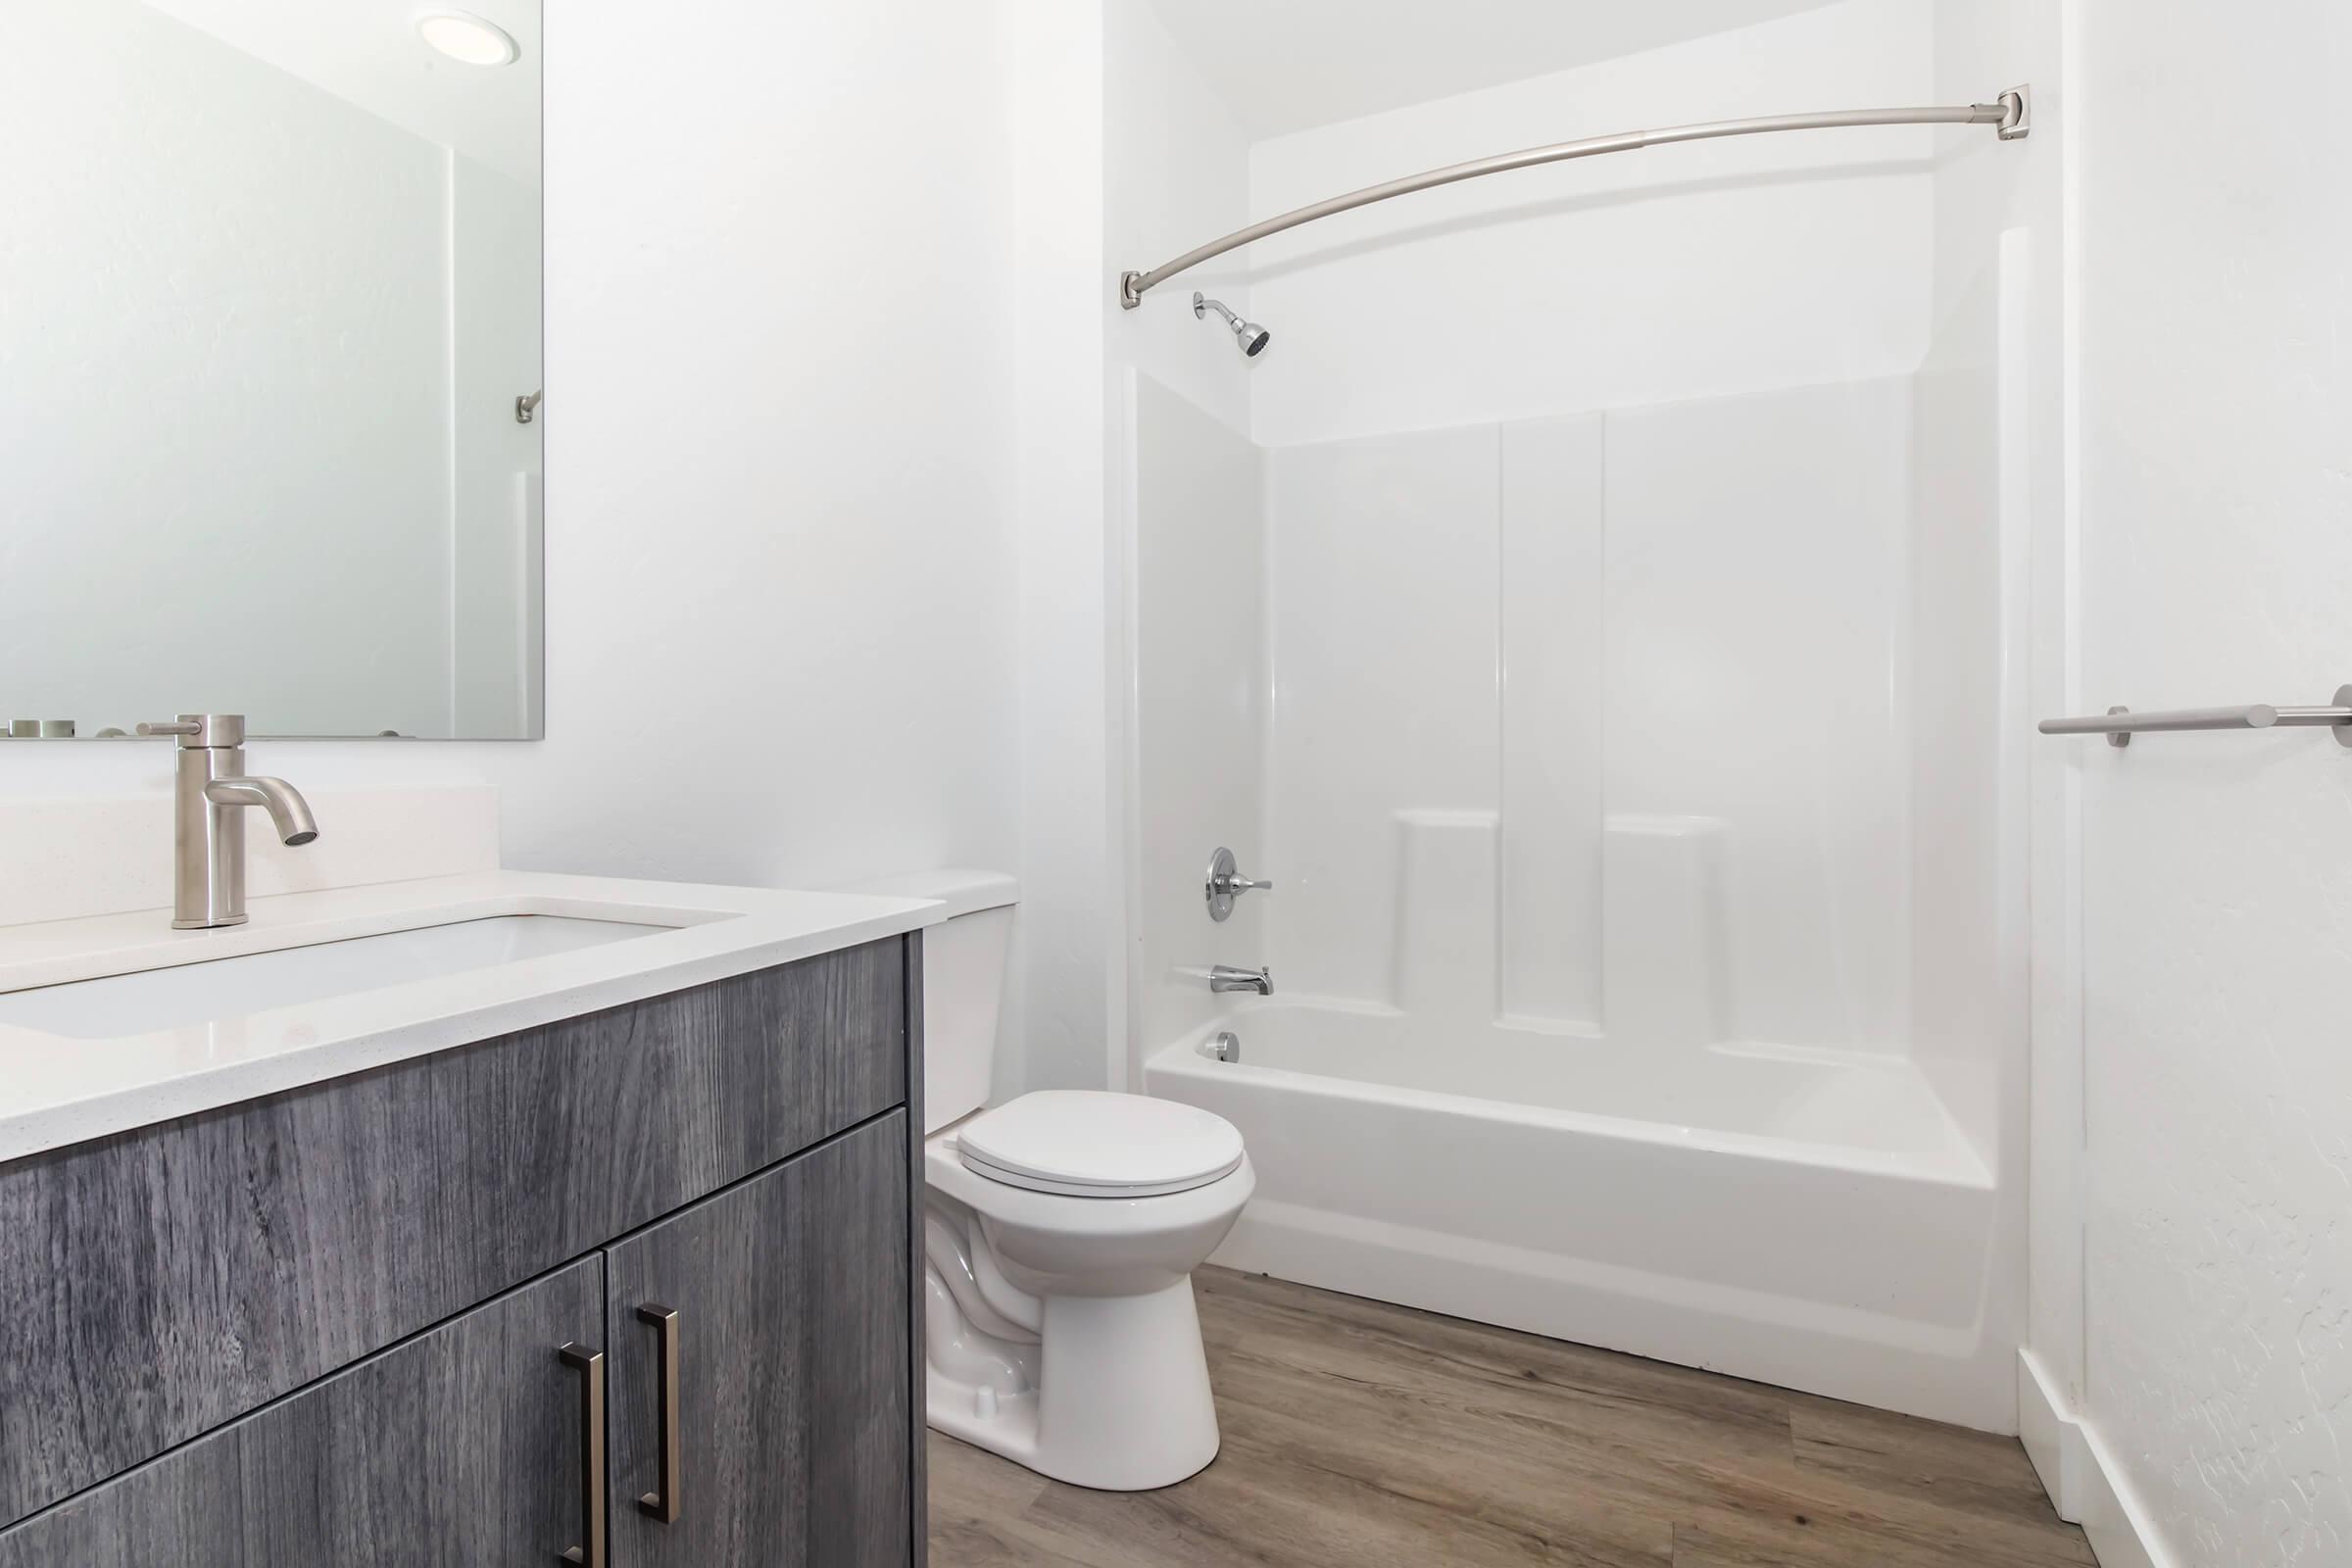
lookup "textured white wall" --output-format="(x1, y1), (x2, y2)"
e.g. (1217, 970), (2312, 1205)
(1243, 0), (1937, 448)
(0, 0), (455, 737)
(2065, 2), (2352, 1562)
(1, 2), (1025, 917)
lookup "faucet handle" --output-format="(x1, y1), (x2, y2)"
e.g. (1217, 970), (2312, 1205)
(138, 714), (245, 748)
(1205, 846), (1274, 922)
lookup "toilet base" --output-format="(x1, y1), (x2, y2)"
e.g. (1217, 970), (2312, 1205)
(927, 1278), (1221, 1492)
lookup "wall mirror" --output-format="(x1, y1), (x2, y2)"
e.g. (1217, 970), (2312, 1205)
(1, 0), (544, 740)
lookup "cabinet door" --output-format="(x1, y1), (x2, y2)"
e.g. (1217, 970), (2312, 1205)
(0, 1256), (605, 1567)
(605, 1113), (911, 1567)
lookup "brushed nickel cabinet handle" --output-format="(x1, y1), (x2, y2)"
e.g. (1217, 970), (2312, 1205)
(635, 1304), (682, 1524)
(559, 1344), (607, 1568)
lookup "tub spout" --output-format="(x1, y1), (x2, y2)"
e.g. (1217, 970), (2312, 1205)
(1209, 963), (1273, 996)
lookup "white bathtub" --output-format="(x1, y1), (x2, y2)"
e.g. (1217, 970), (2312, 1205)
(1145, 1003), (2011, 1429)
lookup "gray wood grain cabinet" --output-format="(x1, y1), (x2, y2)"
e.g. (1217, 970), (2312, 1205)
(0, 1256), (608, 1567)
(606, 1115), (910, 1566)
(0, 936), (927, 1567)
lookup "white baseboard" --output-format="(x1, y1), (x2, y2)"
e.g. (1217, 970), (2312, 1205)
(2016, 1349), (2174, 1568)
(2018, 1349), (2088, 1522)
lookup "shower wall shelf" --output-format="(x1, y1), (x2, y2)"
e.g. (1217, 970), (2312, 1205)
(1118, 86), (2031, 308)
(2038, 687), (2352, 748)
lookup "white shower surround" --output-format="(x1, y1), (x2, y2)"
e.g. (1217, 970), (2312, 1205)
(1121, 0), (2028, 1435)
(1258, 383), (1916, 1055)
(1128, 256), (2026, 1427)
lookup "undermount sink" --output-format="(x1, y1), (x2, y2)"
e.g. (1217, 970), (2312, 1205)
(0, 915), (673, 1040)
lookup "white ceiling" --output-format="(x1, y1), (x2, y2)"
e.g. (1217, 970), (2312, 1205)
(141, 0), (541, 185)
(1147, 0), (1848, 141)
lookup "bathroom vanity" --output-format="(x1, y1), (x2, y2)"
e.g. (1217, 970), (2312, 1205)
(0, 873), (942, 1567)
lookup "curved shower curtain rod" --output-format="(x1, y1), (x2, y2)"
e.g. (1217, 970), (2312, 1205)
(1117, 86), (2030, 308)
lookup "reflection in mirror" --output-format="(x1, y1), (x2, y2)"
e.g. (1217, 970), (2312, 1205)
(1, 0), (543, 739)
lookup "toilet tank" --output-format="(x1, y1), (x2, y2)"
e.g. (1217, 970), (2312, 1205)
(834, 869), (1017, 1133)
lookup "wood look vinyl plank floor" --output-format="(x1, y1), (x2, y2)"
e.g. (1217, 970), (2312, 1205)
(928, 1268), (2094, 1568)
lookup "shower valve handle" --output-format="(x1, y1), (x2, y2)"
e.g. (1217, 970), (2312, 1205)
(1205, 847), (1271, 922)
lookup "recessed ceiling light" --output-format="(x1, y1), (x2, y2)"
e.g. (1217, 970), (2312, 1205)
(416, 11), (519, 67)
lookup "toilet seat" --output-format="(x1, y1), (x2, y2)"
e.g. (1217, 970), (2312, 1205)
(957, 1091), (1245, 1199)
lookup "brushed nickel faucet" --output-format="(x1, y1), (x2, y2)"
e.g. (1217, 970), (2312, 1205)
(1209, 964), (1273, 996)
(135, 713), (318, 929)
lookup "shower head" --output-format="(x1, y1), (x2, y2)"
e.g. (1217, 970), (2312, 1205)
(1194, 292), (1270, 358)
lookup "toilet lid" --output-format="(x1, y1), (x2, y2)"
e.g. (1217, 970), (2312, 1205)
(957, 1091), (1245, 1198)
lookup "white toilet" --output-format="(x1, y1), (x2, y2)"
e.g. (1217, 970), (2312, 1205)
(854, 870), (1253, 1492)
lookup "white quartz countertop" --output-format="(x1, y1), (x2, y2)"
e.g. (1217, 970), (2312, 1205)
(0, 870), (951, 1164)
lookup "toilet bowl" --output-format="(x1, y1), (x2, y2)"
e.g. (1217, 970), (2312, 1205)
(923, 1092), (1253, 1491)
(835, 869), (1252, 1493)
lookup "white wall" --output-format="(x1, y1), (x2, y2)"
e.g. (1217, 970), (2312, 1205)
(1105, 0), (1255, 436)
(142, 0), (543, 186)
(1244, 0), (1937, 448)
(2046, 2), (2352, 1562)
(1, 3), (1025, 916)
(503, 0), (1025, 889)
(1004, 0), (1113, 1102)
(1, 0), (454, 737)
(1144, 0), (1868, 143)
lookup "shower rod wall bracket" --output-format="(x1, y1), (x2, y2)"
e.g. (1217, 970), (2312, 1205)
(1995, 84), (2031, 140)
(1117, 85), (2033, 308)
(2038, 686), (2352, 749)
